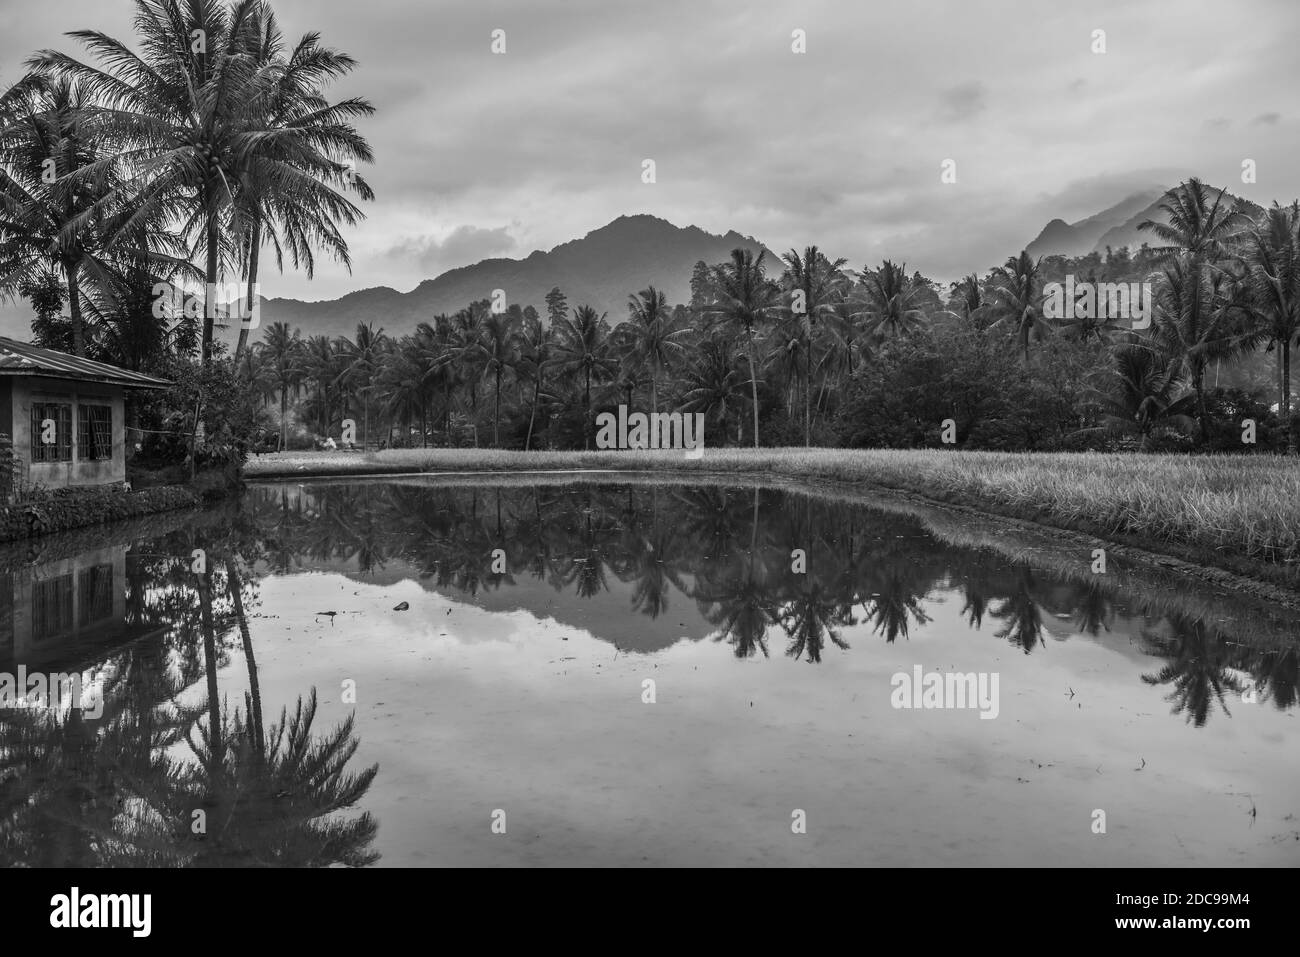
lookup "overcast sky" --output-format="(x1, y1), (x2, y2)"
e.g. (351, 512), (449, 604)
(2, 0), (1297, 301)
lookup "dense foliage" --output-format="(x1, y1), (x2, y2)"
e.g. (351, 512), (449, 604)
(0, 0), (375, 483)
(238, 182), (1300, 456)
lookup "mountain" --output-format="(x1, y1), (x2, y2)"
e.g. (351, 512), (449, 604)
(1025, 187), (1168, 259)
(1025, 184), (1267, 260)
(0, 213), (781, 342)
(254, 214), (779, 341)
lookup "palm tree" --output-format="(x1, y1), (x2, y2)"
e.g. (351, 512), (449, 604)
(337, 321), (385, 448)
(1150, 257), (1254, 441)
(781, 246), (847, 445)
(678, 333), (747, 445)
(260, 320), (302, 449)
(516, 314), (553, 451)
(1088, 336), (1196, 449)
(230, 7), (375, 360)
(708, 248), (780, 448)
(33, 1), (264, 362)
(0, 74), (122, 355)
(946, 273), (991, 329)
(1138, 179), (1251, 440)
(298, 332), (341, 434)
(1139, 178), (1248, 262)
(551, 304), (615, 449)
(1240, 202), (1300, 453)
(987, 251), (1046, 365)
(477, 311), (521, 447)
(854, 259), (930, 346)
(33, 0), (373, 365)
(626, 285), (690, 414)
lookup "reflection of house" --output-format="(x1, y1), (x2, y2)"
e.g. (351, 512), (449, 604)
(0, 338), (170, 496)
(0, 545), (129, 671)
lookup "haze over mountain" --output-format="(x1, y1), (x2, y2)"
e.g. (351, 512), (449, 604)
(1023, 183), (1264, 261)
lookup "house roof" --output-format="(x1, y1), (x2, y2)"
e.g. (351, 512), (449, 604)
(0, 338), (172, 390)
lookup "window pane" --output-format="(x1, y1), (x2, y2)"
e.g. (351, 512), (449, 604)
(78, 404), (113, 461)
(31, 403), (72, 463)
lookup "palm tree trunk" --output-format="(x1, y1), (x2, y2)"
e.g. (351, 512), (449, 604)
(279, 387), (288, 450)
(494, 367), (501, 447)
(803, 335), (811, 447)
(226, 559), (264, 757)
(747, 329), (760, 448)
(198, 569), (223, 769)
(526, 378), (540, 451)
(202, 208), (219, 364)
(1194, 364), (1209, 442)
(65, 263), (84, 356)
(584, 368), (592, 451)
(235, 220), (261, 360)
(1284, 338), (1296, 455)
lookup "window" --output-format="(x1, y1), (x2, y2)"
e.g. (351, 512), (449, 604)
(78, 404), (114, 461)
(32, 574), (74, 641)
(31, 402), (72, 463)
(78, 564), (114, 626)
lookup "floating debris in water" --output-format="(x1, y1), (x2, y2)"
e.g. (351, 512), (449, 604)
(393, 601), (410, 611)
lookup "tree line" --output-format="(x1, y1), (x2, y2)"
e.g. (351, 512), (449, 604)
(242, 179), (1300, 454)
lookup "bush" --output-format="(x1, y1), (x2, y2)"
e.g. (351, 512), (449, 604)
(0, 484), (198, 541)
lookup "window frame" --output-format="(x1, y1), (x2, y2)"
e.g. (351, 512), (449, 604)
(30, 401), (73, 463)
(78, 403), (114, 462)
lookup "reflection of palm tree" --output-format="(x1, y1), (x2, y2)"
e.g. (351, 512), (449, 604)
(1140, 615), (1244, 727)
(1070, 581), (1113, 636)
(990, 567), (1046, 653)
(781, 580), (849, 662)
(864, 566), (932, 643)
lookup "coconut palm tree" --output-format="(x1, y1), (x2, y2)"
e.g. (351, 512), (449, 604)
(678, 333), (747, 445)
(230, 6), (375, 360)
(1087, 336), (1197, 449)
(1240, 201), (1300, 453)
(626, 285), (690, 414)
(854, 259), (930, 347)
(1150, 257), (1255, 441)
(259, 320), (302, 449)
(708, 248), (780, 448)
(32, 0), (265, 362)
(32, 0), (373, 365)
(781, 246), (847, 445)
(551, 304), (615, 449)
(337, 321), (385, 448)
(987, 251), (1046, 365)
(0, 74), (123, 355)
(516, 313), (553, 451)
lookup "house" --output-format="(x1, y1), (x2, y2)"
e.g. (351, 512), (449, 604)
(0, 338), (171, 492)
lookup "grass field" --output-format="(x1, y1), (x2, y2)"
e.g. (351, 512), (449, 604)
(245, 447), (1300, 571)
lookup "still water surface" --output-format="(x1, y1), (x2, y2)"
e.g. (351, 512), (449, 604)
(2, 477), (1297, 866)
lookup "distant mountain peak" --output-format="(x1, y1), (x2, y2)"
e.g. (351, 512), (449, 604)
(227, 214), (780, 342)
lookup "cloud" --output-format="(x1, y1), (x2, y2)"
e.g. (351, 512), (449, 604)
(936, 81), (988, 123)
(385, 226), (517, 275)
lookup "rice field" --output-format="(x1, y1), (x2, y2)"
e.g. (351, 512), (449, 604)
(245, 447), (1300, 570)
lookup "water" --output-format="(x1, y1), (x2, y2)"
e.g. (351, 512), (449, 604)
(2, 476), (1297, 866)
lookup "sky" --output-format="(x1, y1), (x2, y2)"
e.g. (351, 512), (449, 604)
(2, 0), (1297, 302)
